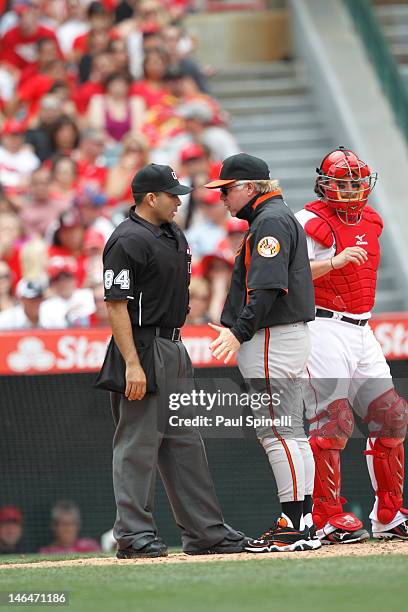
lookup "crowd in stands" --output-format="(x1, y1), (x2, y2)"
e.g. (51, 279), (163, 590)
(0, 0), (248, 330)
(0, 501), (106, 554)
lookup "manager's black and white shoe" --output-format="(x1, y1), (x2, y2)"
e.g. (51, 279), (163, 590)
(246, 516), (320, 553)
(373, 519), (408, 541)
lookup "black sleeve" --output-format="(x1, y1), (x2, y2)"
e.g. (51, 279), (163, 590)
(231, 289), (279, 343)
(247, 217), (291, 292)
(103, 239), (135, 301)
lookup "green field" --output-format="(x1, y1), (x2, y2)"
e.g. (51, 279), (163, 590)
(0, 555), (406, 612)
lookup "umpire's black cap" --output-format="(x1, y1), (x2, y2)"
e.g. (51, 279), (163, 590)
(131, 163), (193, 197)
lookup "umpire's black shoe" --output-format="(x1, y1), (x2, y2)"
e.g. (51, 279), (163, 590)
(184, 532), (251, 555)
(116, 538), (168, 559)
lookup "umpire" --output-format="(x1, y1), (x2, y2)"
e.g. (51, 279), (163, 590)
(205, 154), (319, 553)
(98, 163), (248, 558)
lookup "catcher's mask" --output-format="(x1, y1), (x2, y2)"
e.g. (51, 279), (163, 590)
(315, 146), (377, 225)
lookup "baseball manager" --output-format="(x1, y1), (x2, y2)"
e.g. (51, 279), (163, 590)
(205, 153), (320, 552)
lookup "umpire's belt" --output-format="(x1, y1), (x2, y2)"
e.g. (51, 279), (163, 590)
(131, 325), (181, 342)
(315, 309), (368, 327)
(155, 327), (181, 342)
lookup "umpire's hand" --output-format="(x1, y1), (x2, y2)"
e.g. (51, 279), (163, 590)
(209, 323), (241, 364)
(125, 363), (147, 401)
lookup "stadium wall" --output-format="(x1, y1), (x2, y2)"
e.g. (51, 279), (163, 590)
(1, 359), (407, 552)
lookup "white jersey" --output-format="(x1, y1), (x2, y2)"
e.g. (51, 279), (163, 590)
(295, 208), (371, 320)
(0, 304), (39, 330)
(40, 289), (95, 329)
(0, 146), (40, 189)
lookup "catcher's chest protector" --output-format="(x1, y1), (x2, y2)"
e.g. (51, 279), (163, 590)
(304, 200), (382, 314)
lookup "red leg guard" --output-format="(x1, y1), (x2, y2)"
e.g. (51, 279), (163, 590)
(310, 436), (344, 529)
(310, 399), (362, 531)
(364, 389), (408, 524)
(365, 438), (408, 524)
(364, 388), (408, 440)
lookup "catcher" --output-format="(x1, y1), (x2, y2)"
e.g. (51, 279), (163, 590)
(296, 146), (408, 544)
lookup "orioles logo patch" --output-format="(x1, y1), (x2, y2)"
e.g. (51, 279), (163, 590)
(257, 236), (280, 258)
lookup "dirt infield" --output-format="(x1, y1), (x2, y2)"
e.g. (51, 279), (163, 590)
(1, 540), (407, 569)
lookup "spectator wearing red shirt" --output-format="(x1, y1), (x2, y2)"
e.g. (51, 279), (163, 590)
(72, 1), (115, 65)
(77, 25), (114, 83)
(72, 52), (114, 115)
(185, 188), (227, 261)
(0, 211), (23, 288)
(74, 129), (107, 191)
(41, 259), (95, 327)
(74, 187), (114, 243)
(0, 506), (25, 555)
(19, 167), (69, 238)
(16, 59), (69, 122)
(82, 229), (105, 288)
(179, 142), (221, 185)
(39, 500), (101, 555)
(105, 133), (149, 205)
(0, 0), (62, 72)
(48, 156), (78, 212)
(47, 209), (86, 288)
(18, 36), (61, 86)
(88, 282), (109, 326)
(176, 143), (222, 229)
(130, 48), (171, 109)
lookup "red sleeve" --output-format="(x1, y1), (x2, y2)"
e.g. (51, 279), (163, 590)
(18, 75), (53, 102)
(73, 33), (89, 53)
(72, 82), (104, 114)
(0, 29), (23, 69)
(4, 245), (22, 291)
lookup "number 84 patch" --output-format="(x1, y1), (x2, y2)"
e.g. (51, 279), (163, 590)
(104, 269), (130, 289)
(257, 236), (281, 258)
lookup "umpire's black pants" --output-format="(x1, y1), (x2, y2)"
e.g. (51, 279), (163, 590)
(111, 337), (235, 552)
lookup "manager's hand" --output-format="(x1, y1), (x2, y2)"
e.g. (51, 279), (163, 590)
(209, 323), (241, 364)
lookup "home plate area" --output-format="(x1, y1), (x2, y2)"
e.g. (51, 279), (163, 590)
(1, 540), (408, 570)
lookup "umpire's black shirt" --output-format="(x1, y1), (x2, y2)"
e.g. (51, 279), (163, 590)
(221, 192), (315, 343)
(103, 207), (191, 327)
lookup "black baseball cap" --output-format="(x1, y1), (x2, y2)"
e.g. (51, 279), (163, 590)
(131, 163), (193, 196)
(205, 153), (270, 189)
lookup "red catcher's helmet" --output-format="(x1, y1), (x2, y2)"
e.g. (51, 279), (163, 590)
(315, 146), (377, 224)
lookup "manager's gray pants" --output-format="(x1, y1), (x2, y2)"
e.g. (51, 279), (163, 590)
(237, 323), (315, 503)
(111, 337), (233, 552)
